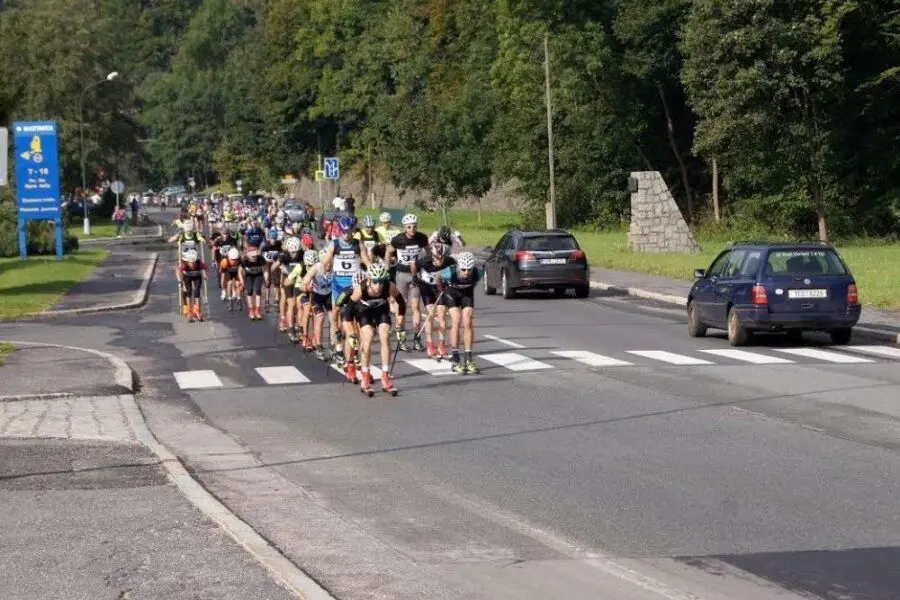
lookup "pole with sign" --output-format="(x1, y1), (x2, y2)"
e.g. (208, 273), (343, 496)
(0, 127), (8, 187)
(14, 121), (63, 260)
(324, 157), (339, 211)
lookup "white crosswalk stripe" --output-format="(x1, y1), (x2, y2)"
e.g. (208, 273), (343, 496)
(551, 350), (632, 367)
(698, 349), (795, 364)
(774, 348), (875, 364)
(255, 366), (310, 385)
(845, 345), (900, 360)
(404, 359), (456, 376)
(174, 370), (223, 390)
(626, 351), (714, 365)
(481, 352), (554, 371)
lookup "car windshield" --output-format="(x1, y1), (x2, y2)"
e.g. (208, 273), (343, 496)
(764, 249), (848, 276)
(523, 236), (578, 251)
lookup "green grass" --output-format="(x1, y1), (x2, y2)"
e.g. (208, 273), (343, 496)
(66, 218), (120, 239)
(0, 342), (12, 367)
(357, 208), (900, 309)
(0, 249), (110, 320)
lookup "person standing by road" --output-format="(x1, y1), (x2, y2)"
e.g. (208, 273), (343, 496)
(113, 205), (126, 238)
(345, 195), (356, 217)
(130, 195), (140, 226)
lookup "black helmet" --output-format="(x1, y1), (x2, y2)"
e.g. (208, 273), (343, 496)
(438, 225), (452, 244)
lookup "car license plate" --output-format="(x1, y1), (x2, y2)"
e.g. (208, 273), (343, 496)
(788, 288), (827, 299)
(541, 258), (566, 265)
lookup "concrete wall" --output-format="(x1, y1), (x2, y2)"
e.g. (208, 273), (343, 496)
(289, 176), (528, 213)
(627, 171), (700, 254)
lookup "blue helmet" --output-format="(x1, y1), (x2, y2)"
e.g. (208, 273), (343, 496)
(362, 215), (376, 228)
(338, 216), (355, 232)
(267, 227), (278, 239)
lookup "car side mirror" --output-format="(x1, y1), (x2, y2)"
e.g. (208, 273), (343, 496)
(694, 268), (706, 279)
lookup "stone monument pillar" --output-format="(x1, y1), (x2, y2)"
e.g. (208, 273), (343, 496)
(627, 171), (700, 254)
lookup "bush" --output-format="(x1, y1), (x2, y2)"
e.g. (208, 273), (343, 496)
(0, 198), (79, 258)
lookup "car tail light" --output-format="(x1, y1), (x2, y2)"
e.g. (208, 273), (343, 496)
(515, 251), (535, 263)
(847, 283), (859, 305)
(751, 284), (768, 305)
(569, 249), (585, 262)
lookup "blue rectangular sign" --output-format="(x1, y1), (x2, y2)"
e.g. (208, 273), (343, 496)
(324, 157), (340, 180)
(14, 120), (61, 220)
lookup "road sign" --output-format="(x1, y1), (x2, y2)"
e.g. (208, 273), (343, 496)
(188, 177), (196, 189)
(324, 157), (340, 180)
(281, 175), (297, 185)
(0, 127), (8, 186)
(110, 180), (125, 194)
(314, 170), (326, 182)
(13, 120), (62, 260)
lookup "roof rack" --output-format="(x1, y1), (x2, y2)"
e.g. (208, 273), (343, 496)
(728, 240), (834, 247)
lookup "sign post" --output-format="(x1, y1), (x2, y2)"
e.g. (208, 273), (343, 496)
(235, 179), (243, 194)
(324, 157), (339, 211)
(14, 121), (62, 260)
(0, 127), (8, 186)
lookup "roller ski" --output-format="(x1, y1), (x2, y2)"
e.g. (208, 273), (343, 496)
(359, 372), (375, 398)
(395, 328), (410, 352)
(381, 372), (398, 397)
(344, 361), (359, 385)
(412, 334), (425, 353)
(314, 345), (328, 361)
(428, 341), (448, 362)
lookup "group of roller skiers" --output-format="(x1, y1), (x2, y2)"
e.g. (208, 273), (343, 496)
(171, 201), (482, 396)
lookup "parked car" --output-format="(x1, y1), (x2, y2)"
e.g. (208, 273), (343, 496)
(687, 241), (861, 346)
(282, 200), (306, 223)
(482, 229), (590, 299)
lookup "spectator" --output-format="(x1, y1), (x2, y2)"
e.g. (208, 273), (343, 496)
(113, 206), (126, 238)
(130, 195), (140, 225)
(345, 195), (356, 216)
(332, 196), (346, 212)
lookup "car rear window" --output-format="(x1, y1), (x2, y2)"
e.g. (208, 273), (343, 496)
(523, 236), (578, 251)
(764, 249), (848, 276)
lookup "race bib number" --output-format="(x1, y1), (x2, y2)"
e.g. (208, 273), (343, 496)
(219, 244), (232, 255)
(263, 250), (279, 262)
(398, 246), (420, 265)
(182, 239), (198, 249)
(334, 250), (360, 276)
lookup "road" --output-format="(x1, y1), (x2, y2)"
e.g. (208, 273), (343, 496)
(8, 216), (900, 599)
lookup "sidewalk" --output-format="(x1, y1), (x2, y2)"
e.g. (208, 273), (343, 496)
(0, 344), (301, 600)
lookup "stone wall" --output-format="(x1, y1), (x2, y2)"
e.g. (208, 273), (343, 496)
(627, 171), (700, 254)
(288, 177), (528, 213)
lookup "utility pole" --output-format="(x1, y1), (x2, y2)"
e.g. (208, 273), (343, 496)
(543, 33), (557, 230)
(712, 157), (720, 222)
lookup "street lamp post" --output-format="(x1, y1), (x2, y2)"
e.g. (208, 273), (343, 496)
(79, 70), (119, 236)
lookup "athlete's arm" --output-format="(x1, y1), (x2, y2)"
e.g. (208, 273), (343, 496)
(350, 284), (363, 303)
(360, 242), (372, 268)
(322, 242), (336, 272)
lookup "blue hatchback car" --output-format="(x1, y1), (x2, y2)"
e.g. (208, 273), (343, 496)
(687, 242), (862, 346)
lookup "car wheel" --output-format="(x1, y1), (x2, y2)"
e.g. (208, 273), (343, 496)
(829, 327), (852, 345)
(687, 300), (707, 338)
(727, 307), (749, 346)
(501, 271), (516, 299)
(574, 285), (589, 299)
(484, 269), (497, 295)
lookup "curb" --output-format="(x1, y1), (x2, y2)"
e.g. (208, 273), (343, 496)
(120, 396), (337, 600)
(23, 253), (159, 319)
(0, 341), (133, 392)
(78, 223), (163, 245)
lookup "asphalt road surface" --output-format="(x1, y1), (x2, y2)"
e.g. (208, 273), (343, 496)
(15, 226), (900, 599)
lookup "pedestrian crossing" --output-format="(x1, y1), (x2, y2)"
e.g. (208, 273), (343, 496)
(170, 344), (900, 390)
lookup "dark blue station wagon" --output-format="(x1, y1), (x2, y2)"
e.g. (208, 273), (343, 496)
(687, 242), (861, 346)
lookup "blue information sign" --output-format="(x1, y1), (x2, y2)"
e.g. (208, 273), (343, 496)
(324, 157), (340, 180)
(14, 120), (63, 260)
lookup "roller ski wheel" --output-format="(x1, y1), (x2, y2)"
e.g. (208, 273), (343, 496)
(359, 373), (375, 397)
(344, 363), (359, 385)
(314, 346), (327, 361)
(381, 374), (398, 397)
(451, 360), (466, 375)
(466, 360), (480, 375)
(413, 338), (425, 352)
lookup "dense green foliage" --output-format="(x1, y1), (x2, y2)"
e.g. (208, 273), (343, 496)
(2, 0), (898, 240)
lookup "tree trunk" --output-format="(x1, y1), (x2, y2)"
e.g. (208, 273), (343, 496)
(657, 83), (694, 223)
(811, 180), (829, 242)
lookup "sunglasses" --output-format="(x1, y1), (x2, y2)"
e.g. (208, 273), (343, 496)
(405, 225), (417, 229)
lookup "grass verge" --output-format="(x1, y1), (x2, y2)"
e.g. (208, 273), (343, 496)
(66, 218), (120, 239)
(0, 342), (13, 367)
(356, 208), (900, 309)
(0, 249), (110, 320)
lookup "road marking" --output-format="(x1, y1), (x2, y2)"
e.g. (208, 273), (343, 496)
(255, 366), (310, 385)
(698, 349), (795, 364)
(774, 348), (875, 363)
(174, 370), (224, 389)
(626, 351), (715, 365)
(329, 363), (383, 379)
(846, 345), (900, 360)
(481, 352), (554, 371)
(551, 350), (632, 367)
(482, 334), (526, 349)
(404, 358), (456, 376)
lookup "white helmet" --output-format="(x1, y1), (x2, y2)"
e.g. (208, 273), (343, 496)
(182, 249), (198, 262)
(401, 213), (418, 225)
(457, 251), (476, 269)
(284, 236), (301, 253)
(379, 211), (392, 223)
(183, 220), (194, 233)
(227, 247), (240, 260)
(303, 249), (318, 266)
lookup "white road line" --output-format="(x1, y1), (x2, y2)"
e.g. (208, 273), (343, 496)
(404, 358), (456, 376)
(481, 352), (554, 371)
(482, 334), (526, 349)
(626, 351), (715, 366)
(551, 350), (633, 367)
(698, 349), (795, 365)
(329, 363), (383, 379)
(846, 345), (900, 360)
(774, 348), (875, 364)
(174, 370), (224, 389)
(255, 366), (310, 385)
